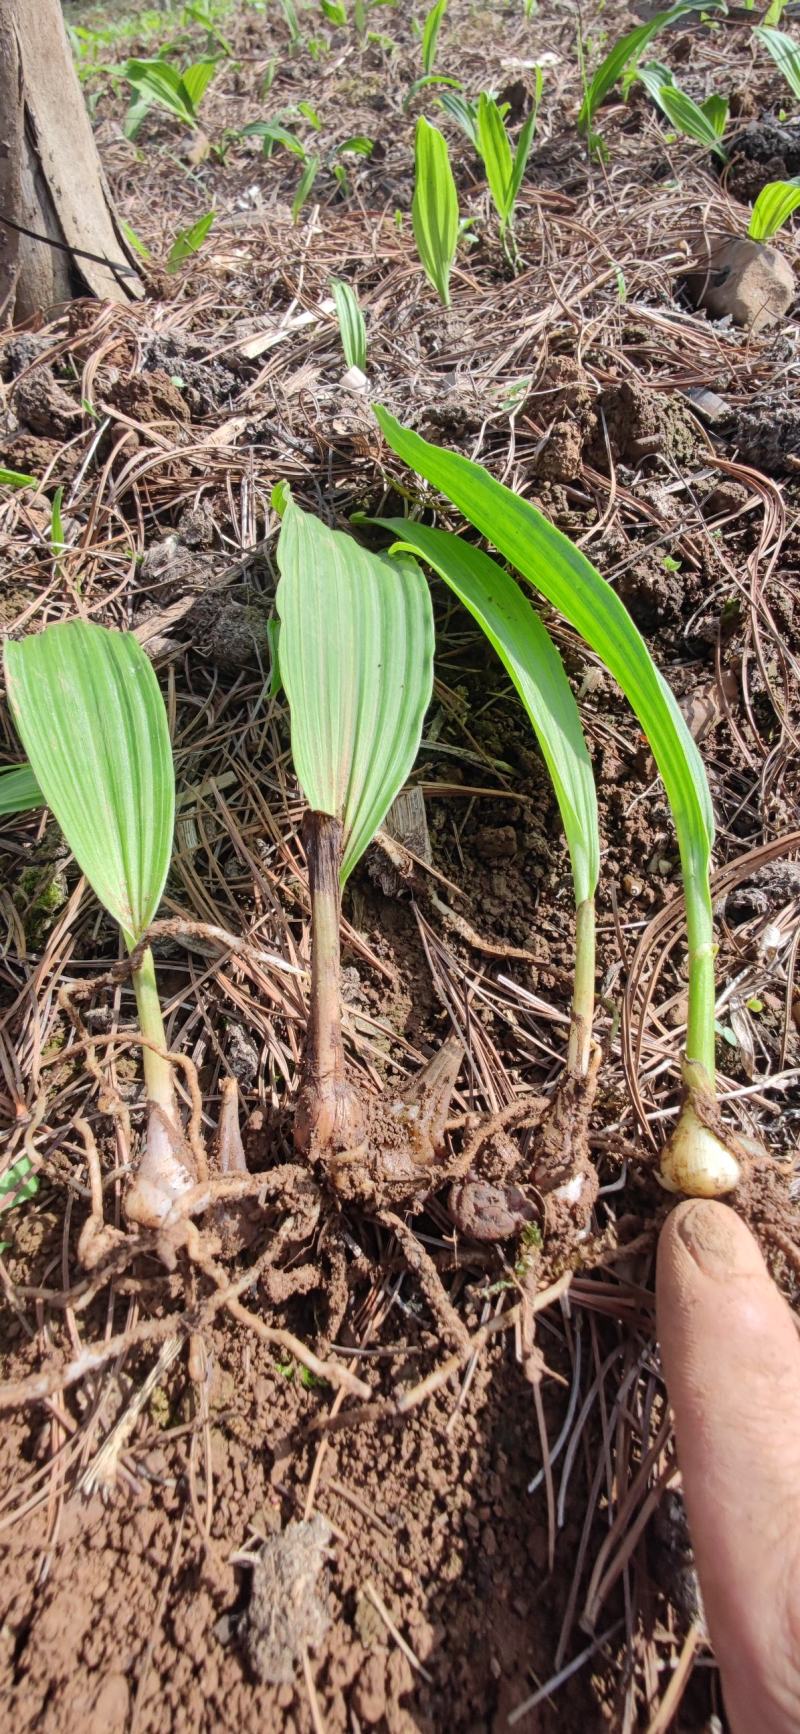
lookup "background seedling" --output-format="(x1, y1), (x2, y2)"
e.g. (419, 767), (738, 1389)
(756, 24), (800, 102)
(406, 0), (462, 104)
(166, 209), (215, 271)
(330, 278), (367, 372)
(119, 209), (214, 273)
(123, 54), (218, 139)
(0, 467), (37, 490)
(184, 1), (235, 54)
(353, 0), (397, 40)
(412, 117), (459, 305)
(475, 80), (541, 261)
(636, 61), (728, 157)
(422, 0), (447, 75)
(0, 1157), (39, 1253)
(278, 0), (303, 46)
(242, 118), (373, 219)
(120, 217), (152, 261)
(578, 1), (722, 147)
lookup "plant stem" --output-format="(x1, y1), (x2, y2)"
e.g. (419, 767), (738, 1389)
(131, 944), (176, 1118)
(307, 811), (344, 1077)
(683, 874), (716, 1089)
(124, 942), (197, 1231)
(567, 897), (596, 1078)
(296, 811), (365, 1153)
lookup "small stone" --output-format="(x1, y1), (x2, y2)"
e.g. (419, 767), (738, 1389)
(702, 480), (749, 517)
(177, 499), (216, 549)
(352, 1653), (387, 1724)
(688, 237), (795, 332)
(475, 824), (517, 862)
(190, 592), (271, 670)
(681, 385), (733, 427)
(665, 992), (689, 1031)
(12, 367), (83, 438)
(225, 1021), (259, 1087)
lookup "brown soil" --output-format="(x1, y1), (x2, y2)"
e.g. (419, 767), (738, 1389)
(2, 1), (800, 1730)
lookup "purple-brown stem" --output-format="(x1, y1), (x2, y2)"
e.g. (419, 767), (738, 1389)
(295, 811), (366, 1158)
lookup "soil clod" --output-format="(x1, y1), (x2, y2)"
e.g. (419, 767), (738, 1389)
(242, 1515), (333, 1686)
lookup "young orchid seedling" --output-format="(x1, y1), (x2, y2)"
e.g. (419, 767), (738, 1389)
(3, 621), (256, 1257)
(276, 490), (539, 1349)
(374, 407), (752, 1201)
(273, 489), (451, 1174)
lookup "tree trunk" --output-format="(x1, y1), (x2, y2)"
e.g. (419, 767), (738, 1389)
(0, 0), (144, 322)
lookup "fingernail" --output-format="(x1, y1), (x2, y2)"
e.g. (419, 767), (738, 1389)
(675, 1199), (763, 1280)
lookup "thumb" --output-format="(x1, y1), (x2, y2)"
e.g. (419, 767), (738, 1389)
(657, 1199), (800, 1734)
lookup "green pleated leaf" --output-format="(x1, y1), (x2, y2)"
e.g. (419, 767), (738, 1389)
(373, 406), (716, 1059)
(179, 58), (218, 112)
(412, 117), (459, 307)
(437, 89), (479, 146)
(371, 518), (599, 905)
(166, 210), (215, 273)
(405, 74), (463, 110)
(748, 178), (800, 242)
(0, 1155), (39, 1212)
(4, 622), (175, 946)
(422, 0), (448, 75)
(330, 277), (367, 372)
(477, 94), (513, 227)
(123, 93), (154, 141)
(275, 499), (434, 883)
(508, 82), (541, 213)
(292, 155), (321, 222)
(0, 467), (37, 489)
(0, 763), (44, 816)
(635, 58), (673, 102)
(242, 119), (307, 156)
(337, 135), (374, 156)
(658, 86), (727, 156)
(124, 58), (198, 127)
(756, 25), (800, 102)
(700, 93), (729, 139)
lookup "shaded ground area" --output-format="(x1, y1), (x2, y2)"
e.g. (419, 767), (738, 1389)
(1, 1), (799, 1729)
